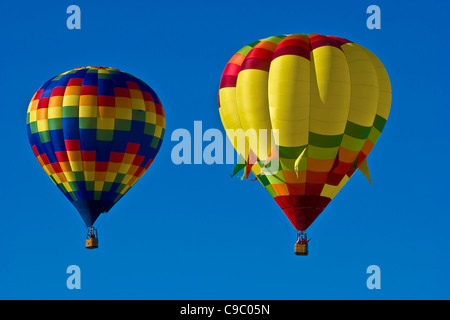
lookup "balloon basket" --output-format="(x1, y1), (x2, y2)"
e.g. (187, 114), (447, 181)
(86, 238), (98, 249)
(295, 243), (308, 256)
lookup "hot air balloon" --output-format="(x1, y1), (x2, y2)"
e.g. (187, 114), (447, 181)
(218, 34), (391, 255)
(26, 66), (165, 248)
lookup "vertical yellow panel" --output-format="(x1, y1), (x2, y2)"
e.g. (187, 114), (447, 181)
(219, 87), (250, 160)
(360, 46), (392, 120)
(268, 55), (310, 148)
(309, 46), (351, 136)
(236, 69), (273, 160)
(340, 43), (378, 127)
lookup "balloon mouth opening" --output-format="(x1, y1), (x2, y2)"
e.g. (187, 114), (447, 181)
(72, 200), (115, 227)
(274, 196), (331, 231)
(283, 207), (324, 231)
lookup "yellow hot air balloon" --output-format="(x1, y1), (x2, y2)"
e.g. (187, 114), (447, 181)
(218, 34), (391, 255)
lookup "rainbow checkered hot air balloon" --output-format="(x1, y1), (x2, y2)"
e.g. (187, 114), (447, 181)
(218, 34), (391, 255)
(26, 66), (165, 247)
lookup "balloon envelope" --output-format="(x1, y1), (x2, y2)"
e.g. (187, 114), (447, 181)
(27, 66), (165, 226)
(219, 34), (391, 231)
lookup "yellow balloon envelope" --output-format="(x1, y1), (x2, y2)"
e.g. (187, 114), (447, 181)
(219, 34), (391, 231)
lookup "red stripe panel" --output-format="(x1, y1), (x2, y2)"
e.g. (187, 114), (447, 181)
(287, 183), (305, 195)
(65, 140), (81, 151)
(144, 159), (153, 169)
(356, 153), (367, 167)
(134, 167), (144, 177)
(132, 154), (145, 166)
(125, 143), (140, 154)
(114, 87), (131, 98)
(95, 161), (109, 172)
(142, 91), (154, 103)
(51, 162), (63, 173)
(346, 167), (357, 178)
(34, 90), (43, 100)
(272, 45), (311, 60)
(219, 75), (237, 89)
(272, 35), (311, 60)
(328, 36), (352, 45)
(55, 151), (69, 162)
(109, 152), (124, 163)
(331, 161), (353, 175)
(240, 58), (271, 72)
(305, 171), (329, 184)
(223, 63), (241, 77)
(98, 95), (115, 107)
(41, 154), (51, 165)
(81, 150), (96, 161)
(80, 85), (98, 95)
(278, 36), (310, 50)
(309, 35), (342, 50)
(51, 87), (66, 97)
(155, 103), (163, 115)
(304, 183), (324, 196)
(31, 145), (40, 157)
(126, 81), (140, 90)
(326, 172), (345, 186)
(37, 97), (50, 109)
(246, 47), (274, 60)
(67, 78), (83, 86)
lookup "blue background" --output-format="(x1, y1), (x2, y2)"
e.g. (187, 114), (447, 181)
(0, 0), (449, 299)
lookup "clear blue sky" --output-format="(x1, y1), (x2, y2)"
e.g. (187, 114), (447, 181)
(0, 0), (449, 299)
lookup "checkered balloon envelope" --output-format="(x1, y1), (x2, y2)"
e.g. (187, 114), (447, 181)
(26, 66), (165, 227)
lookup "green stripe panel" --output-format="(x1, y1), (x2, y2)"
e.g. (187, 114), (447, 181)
(373, 115), (387, 132)
(98, 72), (112, 79)
(247, 40), (260, 48)
(307, 145), (339, 160)
(265, 170), (286, 185)
(280, 158), (307, 171)
(309, 132), (343, 148)
(237, 39), (261, 55)
(262, 35), (286, 45)
(340, 135), (366, 152)
(62, 106), (79, 117)
(367, 127), (382, 143)
(96, 129), (114, 141)
(29, 121), (38, 134)
(258, 174), (271, 187)
(278, 145), (307, 159)
(39, 131), (51, 143)
(264, 184), (277, 198)
(115, 119), (132, 131)
(48, 118), (63, 130)
(79, 117), (97, 129)
(344, 121), (371, 139)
